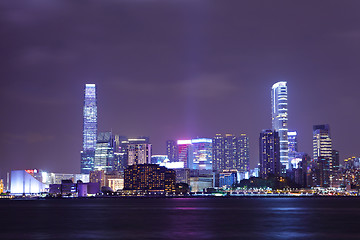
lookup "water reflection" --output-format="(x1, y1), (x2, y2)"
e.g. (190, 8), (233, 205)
(1, 198), (360, 239)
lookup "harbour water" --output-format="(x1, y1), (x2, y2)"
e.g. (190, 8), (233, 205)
(1, 197), (360, 239)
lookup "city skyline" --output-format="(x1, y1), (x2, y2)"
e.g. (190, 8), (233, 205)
(2, 1), (360, 179)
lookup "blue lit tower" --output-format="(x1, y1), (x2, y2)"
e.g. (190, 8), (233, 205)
(271, 81), (289, 172)
(191, 138), (212, 170)
(81, 84), (97, 174)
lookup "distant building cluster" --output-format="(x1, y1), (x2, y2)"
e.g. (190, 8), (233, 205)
(6, 82), (360, 196)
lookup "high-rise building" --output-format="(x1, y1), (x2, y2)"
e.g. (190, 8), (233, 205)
(288, 131), (298, 153)
(127, 137), (152, 165)
(332, 150), (340, 172)
(313, 124), (332, 187)
(288, 131), (298, 169)
(81, 84), (97, 174)
(94, 132), (115, 172)
(313, 125), (332, 163)
(212, 134), (224, 171)
(166, 140), (178, 162)
(271, 81), (288, 172)
(238, 134), (250, 173)
(224, 134), (237, 170)
(212, 134), (249, 172)
(113, 135), (128, 172)
(259, 130), (280, 178)
(191, 138), (212, 170)
(177, 140), (193, 168)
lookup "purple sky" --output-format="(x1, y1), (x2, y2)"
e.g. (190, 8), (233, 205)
(1, 1), (360, 178)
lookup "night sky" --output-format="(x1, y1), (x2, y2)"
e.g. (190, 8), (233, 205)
(1, 1), (360, 179)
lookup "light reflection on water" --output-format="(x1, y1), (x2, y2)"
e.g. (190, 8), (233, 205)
(1, 198), (360, 239)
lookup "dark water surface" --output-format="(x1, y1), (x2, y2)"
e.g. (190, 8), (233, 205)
(1, 197), (360, 239)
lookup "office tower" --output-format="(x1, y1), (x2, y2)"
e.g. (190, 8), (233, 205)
(191, 138), (212, 170)
(212, 134), (224, 171)
(288, 131), (298, 153)
(313, 125), (332, 164)
(81, 84), (97, 174)
(313, 124), (332, 187)
(287, 131), (298, 169)
(112, 135), (127, 172)
(177, 140), (193, 168)
(271, 81), (289, 172)
(124, 164), (176, 193)
(332, 150), (340, 172)
(127, 137), (152, 165)
(212, 134), (249, 172)
(224, 134), (237, 170)
(166, 140), (178, 162)
(238, 134), (250, 173)
(94, 132), (115, 173)
(259, 130), (280, 178)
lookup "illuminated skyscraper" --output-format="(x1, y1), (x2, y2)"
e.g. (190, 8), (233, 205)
(212, 134), (248, 172)
(94, 132), (115, 173)
(81, 84), (97, 174)
(237, 134), (249, 173)
(313, 125), (332, 160)
(177, 140), (193, 168)
(127, 138), (152, 165)
(191, 138), (212, 170)
(313, 124), (332, 186)
(259, 130), (280, 178)
(166, 140), (178, 162)
(271, 81), (288, 172)
(212, 134), (224, 171)
(288, 131), (298, 169)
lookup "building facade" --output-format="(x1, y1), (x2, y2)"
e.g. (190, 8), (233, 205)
(259, 130), (280, 178)
(177, 140), (193, 168)
(271, 81), (289, 172)
(94, 132), (115, 172)
(212, 134), (249, 172)
(238, 134), (250, 173)
(191, 138), (212, 170)
(166, 140), (178, 162)
(124, 164), (176, 193)
(81, 84), (97, 174)
(313, 124), (332, 186)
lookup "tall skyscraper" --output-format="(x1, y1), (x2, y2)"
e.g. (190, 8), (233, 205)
(313, 125), (332, 160)
(238, 134), (250, 173)
(81, 84), (97, 174)
(332, 150), (340, 173)
(313, 124), (332, 186)
(271, 81), (289, 172)
(212, 134), (224, 171)
(212, 134), (249, 172)
(259, 130), (280, 178)
(191, 138), (212, 170)
(166, 140), (178, 162)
